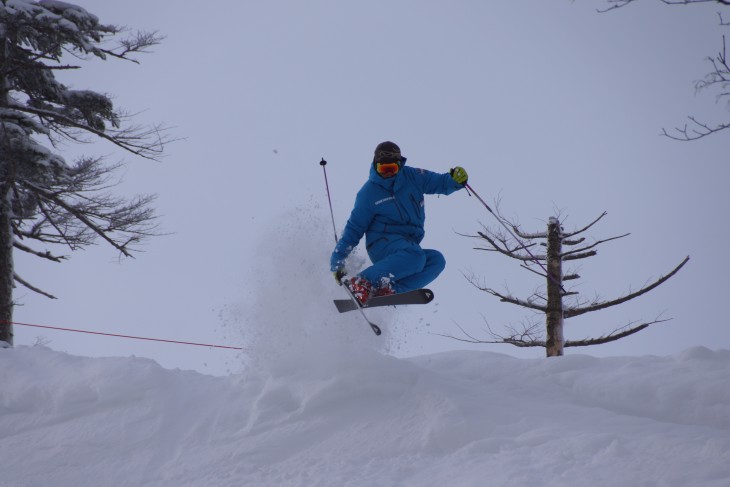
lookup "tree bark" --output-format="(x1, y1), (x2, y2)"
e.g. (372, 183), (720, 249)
(0, 33), (14, 346)
(0, 183), (14, 346)
(545, 217), (563, 357)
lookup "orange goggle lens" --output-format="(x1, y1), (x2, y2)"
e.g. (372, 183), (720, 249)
(376, 162), (400, 177)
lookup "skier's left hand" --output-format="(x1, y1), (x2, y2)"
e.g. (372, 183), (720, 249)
(333, 268), (346, 285)
(450, 166), (468, 185)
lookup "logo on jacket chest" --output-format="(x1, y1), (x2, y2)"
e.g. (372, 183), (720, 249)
(374, 196), (396, 206)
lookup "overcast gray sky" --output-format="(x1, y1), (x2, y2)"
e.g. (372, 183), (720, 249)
(13, 0), (729, 374)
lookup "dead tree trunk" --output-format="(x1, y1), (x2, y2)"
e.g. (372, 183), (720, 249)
(545, 217), (563, 357)
(456, 209), (690, 354)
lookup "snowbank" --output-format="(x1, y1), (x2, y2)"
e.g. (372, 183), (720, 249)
(1, 345), (728, 487)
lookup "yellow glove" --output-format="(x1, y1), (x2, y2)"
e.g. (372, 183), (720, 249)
(450, 166), (468, 185)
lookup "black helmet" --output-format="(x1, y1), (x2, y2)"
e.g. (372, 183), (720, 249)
(374, 141), (403, 164)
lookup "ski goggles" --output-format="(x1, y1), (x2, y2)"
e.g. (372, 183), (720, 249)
(376, 161), (400, 178)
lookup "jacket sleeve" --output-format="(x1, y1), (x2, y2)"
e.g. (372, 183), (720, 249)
(330, 190), (374, 272)
(416, 168), (464, 196)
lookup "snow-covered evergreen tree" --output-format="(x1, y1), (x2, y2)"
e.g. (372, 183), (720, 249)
(0, 0), (167, 346)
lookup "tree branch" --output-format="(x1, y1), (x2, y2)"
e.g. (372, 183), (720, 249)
(565, 319), (669, 347)
(599, 0), (730, 13)
(438, 317), (668, 350)
(560, 233), (630, 259)
(476, 231), (545, 262)
(14, 274), (57, 299)
(13, 240), (65, 262)
(8, 103), (167, 160)
(565, 256), (690, 318)
(563, 250), (597, 261)
(99, 31), (164, 64)
(562, 211), (607, 238)
(478, 286), (548, 313)
(563, 237), (585, 246)
(434, 319), (546, 348)
(662, 116), (730, 141)
(23, 183), (134, 257)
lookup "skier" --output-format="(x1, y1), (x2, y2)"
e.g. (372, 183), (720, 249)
(330, 141), (468, 305)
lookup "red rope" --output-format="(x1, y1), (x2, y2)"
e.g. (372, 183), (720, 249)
(5, 320), (244, 350)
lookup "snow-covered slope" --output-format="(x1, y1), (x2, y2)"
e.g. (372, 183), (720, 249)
(1, 345), (728, 487)
(3, 207), (728, 486)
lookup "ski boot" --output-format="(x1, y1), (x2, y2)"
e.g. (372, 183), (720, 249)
(346, 276), (372, 305)
(372, 280), (396, 298)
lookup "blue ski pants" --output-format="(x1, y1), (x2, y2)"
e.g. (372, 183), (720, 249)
(359, 238), (445, 293)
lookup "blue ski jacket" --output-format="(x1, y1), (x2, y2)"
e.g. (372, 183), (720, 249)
(330, 158), (464, 272)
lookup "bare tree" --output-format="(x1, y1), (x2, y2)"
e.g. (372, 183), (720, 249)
(598, 0), (730, 140)
(448, 209), (689, 357)
(0, 1), (170, 346)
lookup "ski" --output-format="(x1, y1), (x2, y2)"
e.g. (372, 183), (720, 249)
(339, 284), (382, 335)
(333, 288), (434, 314)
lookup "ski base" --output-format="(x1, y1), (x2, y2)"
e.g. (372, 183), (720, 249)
(334, 288), (434, 314)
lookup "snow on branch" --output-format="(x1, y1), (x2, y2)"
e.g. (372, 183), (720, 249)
(560, 233), (630, 260)
(562, 211), (608, 238)
(9, 102), (168, 161)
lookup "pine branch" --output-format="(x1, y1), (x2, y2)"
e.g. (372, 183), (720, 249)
(23, 183), (134, 257)
(8, 103), (167, 160)
(98, 31), (164, 64)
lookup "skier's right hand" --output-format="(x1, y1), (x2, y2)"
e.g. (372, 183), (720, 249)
(333, 268), (346, 285)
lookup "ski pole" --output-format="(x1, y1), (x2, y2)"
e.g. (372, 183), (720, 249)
(318, 158), (382, 336)
(319, 158), (339, 244)
(464, 182), (565, 292)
